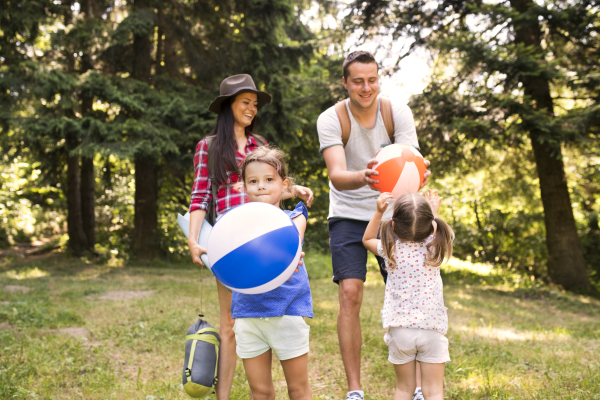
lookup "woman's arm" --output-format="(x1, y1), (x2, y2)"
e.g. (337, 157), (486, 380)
(363, 192), (393, 254)
(188, 209), (208, 267)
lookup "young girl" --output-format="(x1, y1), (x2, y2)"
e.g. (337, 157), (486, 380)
(362, 190), (454, 400)
(231, 146), (312, 400)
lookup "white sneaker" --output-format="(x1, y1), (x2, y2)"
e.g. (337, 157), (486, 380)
(412, 387), (424, 400)
(346, 391), (364, 400)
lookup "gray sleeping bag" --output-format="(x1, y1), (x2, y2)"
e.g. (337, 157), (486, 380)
(182, 318), (220, 398)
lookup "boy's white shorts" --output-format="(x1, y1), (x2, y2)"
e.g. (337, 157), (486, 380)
(233, 315), (310, 360)
(384, 327), (451, 364)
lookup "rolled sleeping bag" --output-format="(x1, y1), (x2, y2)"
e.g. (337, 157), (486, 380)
(183, 318), (220, 398)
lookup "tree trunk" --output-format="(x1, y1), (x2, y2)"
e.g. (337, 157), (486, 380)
(78, 0), (96, 252)
(132, 155), (161, 258)
(131, 0), (161, 259)
(66, 152), (88, 256)
(510, 0), (592, 292)
(80, 156), (95, 251)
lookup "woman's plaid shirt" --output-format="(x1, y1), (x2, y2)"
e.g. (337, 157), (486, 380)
(189, 135), (263, 217)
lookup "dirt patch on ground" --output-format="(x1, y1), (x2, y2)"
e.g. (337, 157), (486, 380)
(96, 290), (155, 301)
(1, 301), (10, 305)
(4, 285), (31, 293)
(0, 322), (12, 330)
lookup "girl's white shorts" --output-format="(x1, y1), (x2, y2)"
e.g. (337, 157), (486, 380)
(233, 315), (310, 360)
(384, 327), (451, 364)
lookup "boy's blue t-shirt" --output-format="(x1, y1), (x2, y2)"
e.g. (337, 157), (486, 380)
(231, 202), (313, 319)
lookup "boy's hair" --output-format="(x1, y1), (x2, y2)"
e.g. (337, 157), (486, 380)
(343, 51), (379, 80)
(380, 193), (454, 269)
(240, 145), (294, 185)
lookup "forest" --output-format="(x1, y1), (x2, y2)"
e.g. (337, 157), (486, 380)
(2, 0), (598, 292)
(1, 1), (600, 399)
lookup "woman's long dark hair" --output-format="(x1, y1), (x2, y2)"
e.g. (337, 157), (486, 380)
(209, 96), (257, 185)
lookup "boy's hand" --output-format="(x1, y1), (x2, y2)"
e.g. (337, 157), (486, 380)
(424, 189), (442, 218)
(287, 252), (304, 280)
(292, 186), (314, 207)
(376, 192), (394, 213)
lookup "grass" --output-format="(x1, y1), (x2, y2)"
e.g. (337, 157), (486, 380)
(0, 251), (599, 399)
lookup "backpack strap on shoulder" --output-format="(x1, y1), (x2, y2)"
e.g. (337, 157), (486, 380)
(380, 97), (395, 143)
(205, 136), (218, 224)
(334, 99), (352, 147)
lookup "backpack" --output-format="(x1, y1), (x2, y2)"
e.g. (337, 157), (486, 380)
(182, 318), (221, 398)
(334, 97), (395, 147)
(204, 134), (267, 224)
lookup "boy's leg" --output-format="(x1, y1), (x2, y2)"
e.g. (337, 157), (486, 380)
(393, 361), (417, 400)
(338, 278), (364, 391)
(280, 353), (312, 400)
(242, 350), (275, 400)
(215, 279), (236, 400)
(419, 362), (445, 400)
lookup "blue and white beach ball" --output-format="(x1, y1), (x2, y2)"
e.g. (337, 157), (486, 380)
(207, 202), (302, 294)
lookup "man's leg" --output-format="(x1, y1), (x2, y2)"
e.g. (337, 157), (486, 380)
(338, 278), (364, 391)
(215, 280), (236, 400)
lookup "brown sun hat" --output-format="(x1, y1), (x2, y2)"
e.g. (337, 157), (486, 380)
(208, 74), (272, 114)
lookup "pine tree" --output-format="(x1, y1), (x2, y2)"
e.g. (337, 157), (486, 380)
(347, 0), (599, 292)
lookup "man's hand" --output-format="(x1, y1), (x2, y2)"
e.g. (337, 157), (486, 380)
(364, 159), (380, 191)
(292, 185), (314, 207)
(189, 242), (208, 267)
(422, 159), (432, 187)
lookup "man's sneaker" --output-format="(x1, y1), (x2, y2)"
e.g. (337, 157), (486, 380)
(346, 391), (365, 400)
(412, 387), (424, 400)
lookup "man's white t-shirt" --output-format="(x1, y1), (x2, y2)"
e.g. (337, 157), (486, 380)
(317, 97), (419, 221)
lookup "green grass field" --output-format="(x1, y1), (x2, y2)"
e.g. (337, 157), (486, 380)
(1, 251), (599, 399)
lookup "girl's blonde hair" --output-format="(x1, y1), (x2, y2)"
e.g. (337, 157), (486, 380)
(380, 193), (454, 269)
(240, 145), (294, 185)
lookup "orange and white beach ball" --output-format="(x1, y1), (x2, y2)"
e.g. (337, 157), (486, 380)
(372, 143), (426, 198)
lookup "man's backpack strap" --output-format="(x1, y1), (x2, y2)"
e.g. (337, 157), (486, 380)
(334, 100), (352, 147)
(334, 97), (395, 147)
(380, 97), (395, 143)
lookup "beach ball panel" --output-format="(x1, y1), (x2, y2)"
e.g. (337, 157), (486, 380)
(372, 157), (404, 193)
(391, 162), (421, 197)
(230, 246), (301, 294)
(413, 156), (427, 186)
(210, 225), (300, 290)
(207, 203), (293, 266)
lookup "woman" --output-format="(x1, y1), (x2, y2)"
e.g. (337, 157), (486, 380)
(188, 74), (314, 400)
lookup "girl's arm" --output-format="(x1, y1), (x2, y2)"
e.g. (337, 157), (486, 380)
(363, 192), (394, 254)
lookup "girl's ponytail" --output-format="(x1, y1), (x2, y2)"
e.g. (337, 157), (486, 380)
(425, 216), (455, 267)
(380, 219), (397, 269)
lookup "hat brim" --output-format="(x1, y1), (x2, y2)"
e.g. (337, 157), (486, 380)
(208, 89), (272, 114)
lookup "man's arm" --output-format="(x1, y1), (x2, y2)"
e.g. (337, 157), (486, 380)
(322, 145), (380, 191)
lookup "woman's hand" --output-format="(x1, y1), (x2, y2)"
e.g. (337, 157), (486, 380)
(189, 241), (208, 267)
(292, 185), (314, 207)
(424, 189), (442, 218)
(376, 192), (394, 214)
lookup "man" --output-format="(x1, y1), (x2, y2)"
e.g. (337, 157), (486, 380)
(317, 51), (430, 400)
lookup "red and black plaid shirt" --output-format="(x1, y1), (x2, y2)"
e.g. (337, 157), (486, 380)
(189, 135), (263, 217)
